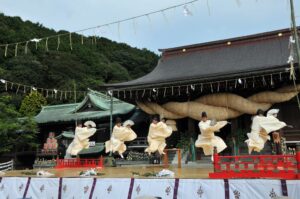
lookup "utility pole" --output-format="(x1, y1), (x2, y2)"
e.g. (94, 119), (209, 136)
(290, 0), (300, 70)
(289, 0), (300, 110)
(109, 90), (113, 156)
(74, 80), (77, 126)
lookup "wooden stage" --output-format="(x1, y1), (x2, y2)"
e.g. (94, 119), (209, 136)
(2, 164), (300, 198)
(5, 164), (213, 178)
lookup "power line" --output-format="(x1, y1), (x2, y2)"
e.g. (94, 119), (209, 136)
(0, 0), (199, 47)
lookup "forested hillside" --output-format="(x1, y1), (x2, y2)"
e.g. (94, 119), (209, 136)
(0, 13), (159, 106)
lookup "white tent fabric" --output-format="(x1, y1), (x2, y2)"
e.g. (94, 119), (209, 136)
(0, 177), (299, 198)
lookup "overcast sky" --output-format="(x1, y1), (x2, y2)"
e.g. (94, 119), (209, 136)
(0, 0), (299, 53)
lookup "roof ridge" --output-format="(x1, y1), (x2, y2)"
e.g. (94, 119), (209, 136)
(159, 27), (297, 54)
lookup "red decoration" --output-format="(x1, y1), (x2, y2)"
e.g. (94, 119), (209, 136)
(209, 145), (300, 179)
(55, 156), (104, 169)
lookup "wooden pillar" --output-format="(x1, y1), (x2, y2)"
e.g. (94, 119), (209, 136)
(163, 150), (168, 168)
(178, 149), (181, 168)
(213, 147), (220, 172)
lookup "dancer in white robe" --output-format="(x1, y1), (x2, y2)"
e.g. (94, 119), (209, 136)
(195, 112), (228, 156)
(145, 117), (173, 155)
(105, 118), (137, 158)
(66, 121), (97, 156)
(245, 109), (287, 154)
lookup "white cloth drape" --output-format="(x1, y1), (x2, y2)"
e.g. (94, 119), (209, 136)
(61, 178), (94, 199)
(0, 177), (29, 199)
(92, 178), (132, 199)
(26, 178), (59, 199)
(177, 179), (225, 199)
(131, 179), (175, 199)
(0, 177), (299, 199)
(195, 120), (228, 155)
(229, 179), (284, 199)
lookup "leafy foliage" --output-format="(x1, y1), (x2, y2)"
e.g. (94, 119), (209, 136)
(176, 133), (191, 152)
(19, 91), (47, 116)
(0, 13), (158, 154)
(0, 95), (38, 153)
(0, 13), (159, 107)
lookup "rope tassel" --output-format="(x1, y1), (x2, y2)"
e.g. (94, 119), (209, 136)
(69, 33), (73, 50)
(14, 43), (18, 57)
(57, 36), (60, 51)
(4, 44), (8, 57)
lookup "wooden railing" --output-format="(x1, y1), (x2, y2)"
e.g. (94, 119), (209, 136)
(163, 148), (181, 168)
(55, 157), (104, 169)
(209, 144), (300, 179)
(0, 160), (13, 171)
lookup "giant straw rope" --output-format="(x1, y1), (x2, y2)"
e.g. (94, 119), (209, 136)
(137, 85), (300, 121)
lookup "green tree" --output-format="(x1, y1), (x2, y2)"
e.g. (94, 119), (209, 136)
(19, 91), (47, 116)
(0, 95), (38, 153)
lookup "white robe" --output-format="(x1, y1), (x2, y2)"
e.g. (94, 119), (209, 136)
(145, 122), (173, 155)
(66, 126), (97, 156)
(245, 115), (286, 154)
(195, 120), (227, 156)
(105, 125), (137, 155)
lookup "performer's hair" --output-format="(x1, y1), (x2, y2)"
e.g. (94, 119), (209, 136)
(152, 114), (159, 121)
(256, 109), (264, 116)
(115, 117), (122, 124)
(201, 111), (207, 118)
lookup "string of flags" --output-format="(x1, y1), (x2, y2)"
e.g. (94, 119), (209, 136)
(0, 0), (198, 58)
(0, 78), (87, 100)
(108, 70), (292, 100)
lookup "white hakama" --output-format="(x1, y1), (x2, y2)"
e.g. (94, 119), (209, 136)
(66, 126), (97, 156)
(195, 120), (227, 156)
(245, 115), (286, 154)
(105, 125), (137, 156)
(145, 122), (173, 155)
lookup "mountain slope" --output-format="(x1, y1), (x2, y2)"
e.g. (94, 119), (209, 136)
(0, 13), (159, 99)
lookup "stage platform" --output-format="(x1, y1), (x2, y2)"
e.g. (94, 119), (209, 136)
(1, 165), (299, 198)
(6, 164), (212, 178)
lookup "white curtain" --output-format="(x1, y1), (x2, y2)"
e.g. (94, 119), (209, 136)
(92, 178), (132, 199)
(0, 177), (29, 198)
(61, 178), (94, 199)
(177, 179), (225, 199)
(0, 177), (299, 199)
(130, 178), (176, 199)
(26, 178), (59, 199)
